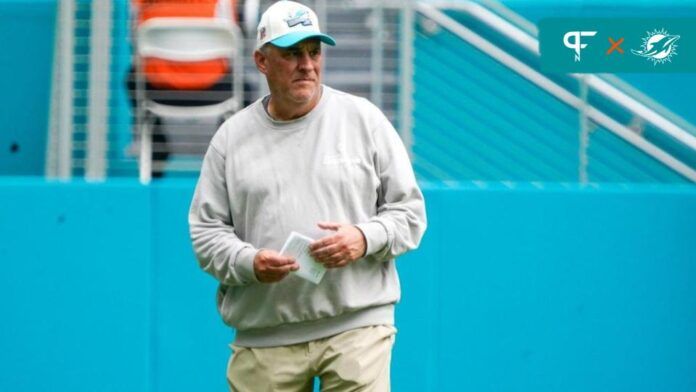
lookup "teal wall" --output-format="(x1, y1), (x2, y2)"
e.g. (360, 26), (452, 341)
(1, 179), (694, 391)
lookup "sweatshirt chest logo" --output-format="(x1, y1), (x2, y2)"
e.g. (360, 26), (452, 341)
(322, 154), (361, 166)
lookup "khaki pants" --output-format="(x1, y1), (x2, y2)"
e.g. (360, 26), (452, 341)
(227, 325), (396, 392)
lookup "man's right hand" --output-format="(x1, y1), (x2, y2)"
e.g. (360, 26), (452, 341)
(253, 249), (299, 283)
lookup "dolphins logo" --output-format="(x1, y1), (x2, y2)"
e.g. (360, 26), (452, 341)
(631, 28), (680, 65)
(285, 10), (313, 28)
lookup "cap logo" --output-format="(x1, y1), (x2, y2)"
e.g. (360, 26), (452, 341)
(259, 27), (266, 40)
(284, 9), (312, 28)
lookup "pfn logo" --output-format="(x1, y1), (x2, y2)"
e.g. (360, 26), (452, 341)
(563, 31), (597, 62)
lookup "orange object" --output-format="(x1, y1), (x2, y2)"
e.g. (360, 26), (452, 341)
(134, 0), (237, 90)
(144, 58), (231, 90)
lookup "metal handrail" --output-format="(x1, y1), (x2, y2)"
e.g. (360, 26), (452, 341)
(399, 1), (415, 158)
(86, 0), (111, 181)
(49, 0), (75, 180)
(475, 0), (696, 139)
(416, 1), (696, 181)
(430, 1), (696, 151)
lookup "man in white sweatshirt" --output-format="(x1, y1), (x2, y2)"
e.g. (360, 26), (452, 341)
(188, 1), (426, 390)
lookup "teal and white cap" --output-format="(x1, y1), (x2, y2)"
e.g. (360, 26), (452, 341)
(256, 1), (336, 49)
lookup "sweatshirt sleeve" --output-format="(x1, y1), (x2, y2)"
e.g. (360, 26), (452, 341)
(355, 112), (427, 261)
(188, 138), (260, 286)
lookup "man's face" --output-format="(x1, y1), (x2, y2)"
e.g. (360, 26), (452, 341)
(256, 39), (323, 106)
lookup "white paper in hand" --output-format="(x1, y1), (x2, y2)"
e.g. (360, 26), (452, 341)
(279, 231), (326, 284)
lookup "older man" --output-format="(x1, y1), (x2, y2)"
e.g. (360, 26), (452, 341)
(189, 1), (426, 390)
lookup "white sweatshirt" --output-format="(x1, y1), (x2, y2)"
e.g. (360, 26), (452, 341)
(189, 86), (426, 347)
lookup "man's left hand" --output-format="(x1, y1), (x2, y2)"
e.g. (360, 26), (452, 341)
(309, 222), (367, 268)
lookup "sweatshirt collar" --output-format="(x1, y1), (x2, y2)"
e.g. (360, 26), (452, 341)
(256, 85), (329, 130)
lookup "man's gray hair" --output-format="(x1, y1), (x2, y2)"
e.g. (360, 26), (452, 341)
(257, 43), (271, 54)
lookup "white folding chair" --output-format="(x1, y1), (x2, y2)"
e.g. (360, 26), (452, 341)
(134, 17), (244, 183)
